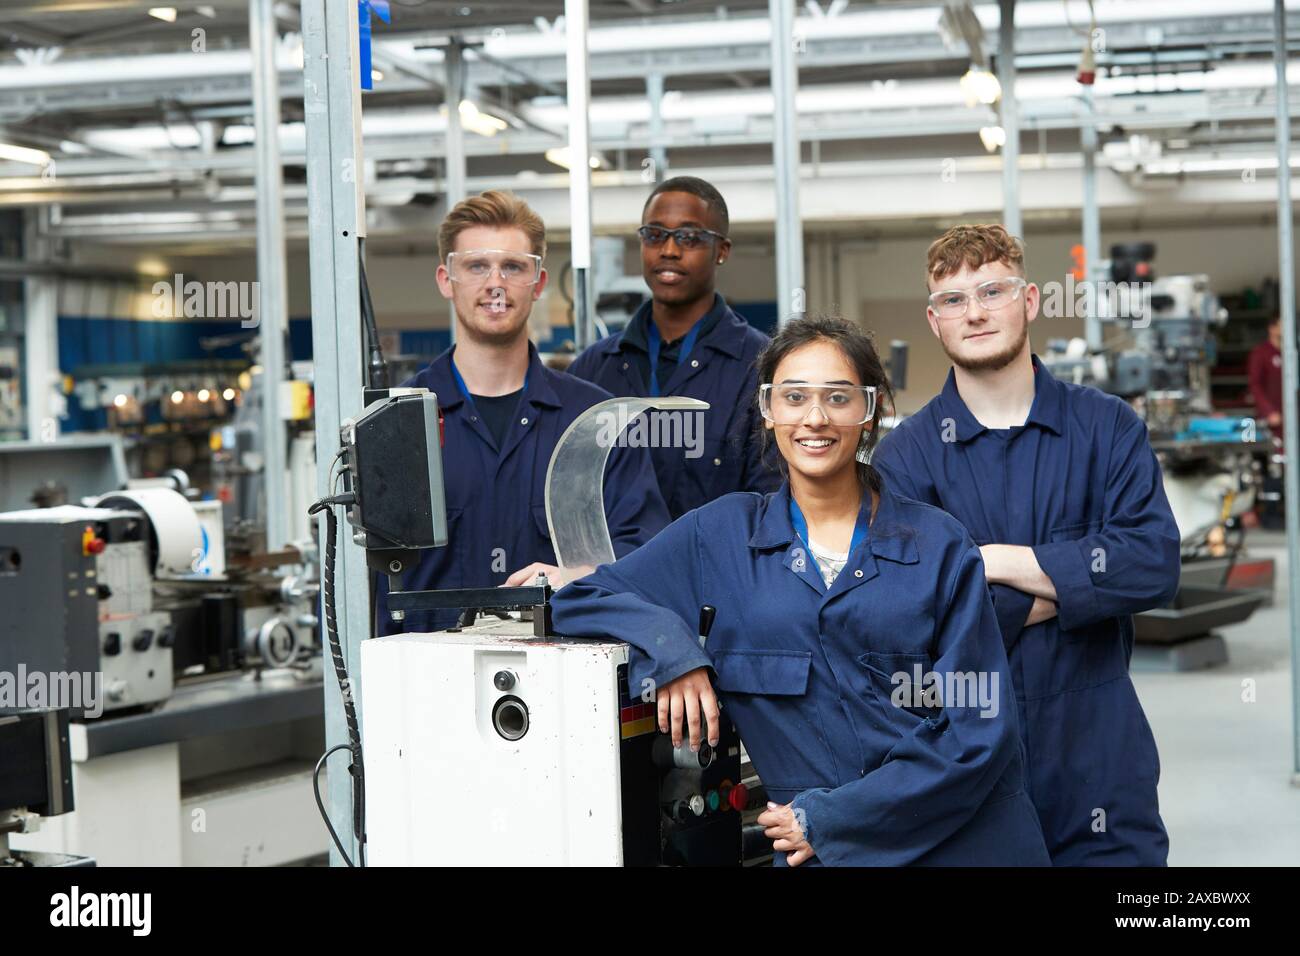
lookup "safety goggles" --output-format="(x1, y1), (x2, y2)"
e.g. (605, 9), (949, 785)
(637, 225), (728, 250)
(445, 249), (543, 287)
(927, 276), (1028, 319)
(759, 383), (878, 426)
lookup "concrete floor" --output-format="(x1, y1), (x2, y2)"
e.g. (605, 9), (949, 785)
(1134, 530), (1300, 866)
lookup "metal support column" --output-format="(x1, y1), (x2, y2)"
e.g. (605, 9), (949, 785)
(1081, 87), (1103, 349)
(998, 0), (1021, 238)
(22, 208), (58, 442)
(565, 0), (594, 350)
(1273, 0), (1300, 782)
(770, 0), (804, 324)
(646, 72), (667, 184)
(444, 40), (467, 346)
(302, 0), (370, 865)
(250, 0), (290, 551)
(444, 41), (467, 208)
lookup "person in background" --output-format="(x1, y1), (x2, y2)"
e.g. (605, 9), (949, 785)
(376, 190), (669, 635)
(1248, 314), (1284, 436)
(568, 175), (779, 518)
(1248, 314), (1286, 528)
(872, 224), (1180, 866)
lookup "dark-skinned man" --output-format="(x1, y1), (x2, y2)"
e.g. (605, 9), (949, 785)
(569, 176), (780, 518)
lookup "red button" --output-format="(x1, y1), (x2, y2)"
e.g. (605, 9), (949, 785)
(728, 783), (748, 812)
(86, 537), (106, 555)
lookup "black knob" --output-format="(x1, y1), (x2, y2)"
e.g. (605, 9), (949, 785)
(133, 630), (154, 652)
(157, 627), (174, 648)
(103, 632), (121, 656)
(96, 584), (112, 600)
(493, 670), (516, 691)
(698, 605), (716, 640)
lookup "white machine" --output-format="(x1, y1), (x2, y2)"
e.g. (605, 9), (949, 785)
(347, 397), (750, 867)
(361, 621), (632, 866)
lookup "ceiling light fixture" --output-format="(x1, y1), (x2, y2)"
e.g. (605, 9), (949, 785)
(979, 125), (1007, 152)
(0, 143), (52, 166)
(960, 66), (1002, 106)
(458, 100), (509, 137)
(545, 146), (602, 170)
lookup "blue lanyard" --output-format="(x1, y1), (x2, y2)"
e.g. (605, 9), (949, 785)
(789, 496), (870, 580)
(646, 319), (702, 397)
(449, 350), (529, 412)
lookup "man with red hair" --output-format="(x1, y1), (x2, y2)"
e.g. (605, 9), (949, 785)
(873, 224), (1180, 866)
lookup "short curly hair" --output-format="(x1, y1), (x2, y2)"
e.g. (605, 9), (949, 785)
(438, 190), (546, 262)
(926, 223), (1025, 286)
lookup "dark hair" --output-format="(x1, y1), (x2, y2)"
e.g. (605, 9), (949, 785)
(754, 314), (895, 494)
(643, 175), (730, 234)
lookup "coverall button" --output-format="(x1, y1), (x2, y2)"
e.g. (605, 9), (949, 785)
(713, 458), (722, 466)
(691, 359), (699, 368)
(521, 417), (529, 425)
(854, 569), (863, 578)
(622, 362), (629, 370)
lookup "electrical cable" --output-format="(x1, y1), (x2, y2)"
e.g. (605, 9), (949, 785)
(313, 744), (355, 867)
(358, 238), (390, 390)
(308, 490), (366, 866)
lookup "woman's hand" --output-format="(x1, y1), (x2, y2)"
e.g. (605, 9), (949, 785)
(656, 667), (720, 752)
(758, 801), (814, 866)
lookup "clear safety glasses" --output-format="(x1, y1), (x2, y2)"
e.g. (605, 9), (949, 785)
(927, 276), (1028, 319)
(446, 249), (543, 287)
(759, 383), (878, 426)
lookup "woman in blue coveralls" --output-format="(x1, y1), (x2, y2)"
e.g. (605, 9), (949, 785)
(552, 315), (1050, 866)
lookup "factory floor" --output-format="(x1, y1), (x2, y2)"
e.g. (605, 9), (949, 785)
(1134, 529), (1300, 866)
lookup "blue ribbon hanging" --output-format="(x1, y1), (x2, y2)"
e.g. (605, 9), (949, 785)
(358, 0), (391, 91)
(646, 319), (702, 397)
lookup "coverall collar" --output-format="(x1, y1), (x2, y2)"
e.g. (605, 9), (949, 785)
(603, 293), (748, 360)
(423, 341), (564, 412)
(936, 353), (1065, 443)
(748, 481), (919, 566)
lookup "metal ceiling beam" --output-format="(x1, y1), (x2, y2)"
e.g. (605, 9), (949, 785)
(0, 12), (1277, 117)
(11, 88), (1295, 187)
(40, 153), (1299, 244)
(0, 0), (244, 16)
(0, 22), (64, 47)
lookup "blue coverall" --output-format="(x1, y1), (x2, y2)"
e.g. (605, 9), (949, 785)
(552, 482), (1051, 866)
(376, 344), (670, 634)
(568, 294), (780, 518)
(872, 357), (1179, 865)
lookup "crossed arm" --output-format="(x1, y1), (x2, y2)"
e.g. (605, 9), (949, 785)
(980, 545), (1059, 626)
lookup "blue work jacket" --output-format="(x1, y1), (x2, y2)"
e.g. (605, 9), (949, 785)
(568, 294), (780, 518)
(376, 344), (670, 634)
(552, 482), (1051, 866)
(872, 357), (1180, 866)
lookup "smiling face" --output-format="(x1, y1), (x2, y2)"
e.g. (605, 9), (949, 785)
(435, 225), (548, 346)
(765, 339), (870, 486)
(926, 259), (1039, 372)
(640, 191), (730, 308)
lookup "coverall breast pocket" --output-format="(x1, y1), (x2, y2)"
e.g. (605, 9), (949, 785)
(682, 433), (731, 503)
(531, 504), (552, 541)
(858, 650), (943, 736)
(712, 649), (829, 791)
